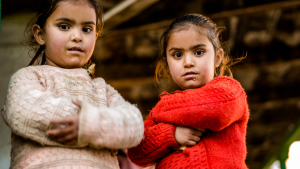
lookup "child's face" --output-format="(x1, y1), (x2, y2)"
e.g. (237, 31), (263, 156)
(166, 26), (222, 90)
(37, 1), (98, 68)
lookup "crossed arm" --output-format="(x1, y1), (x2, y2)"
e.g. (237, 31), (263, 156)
(46, 100), (82, 146)
(2, 68), (80, 147)
(47, 85), (145, 149)
(2, 68), (144, 150)
(128, 113), (205, 167)
(128, 77), (248, 166)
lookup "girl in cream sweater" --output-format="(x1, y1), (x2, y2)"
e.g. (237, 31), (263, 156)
(1, 0), (144, 168)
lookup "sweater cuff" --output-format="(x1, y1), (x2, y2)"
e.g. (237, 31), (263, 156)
(78, 102), (99, 146)
(160, 123), (180, 148)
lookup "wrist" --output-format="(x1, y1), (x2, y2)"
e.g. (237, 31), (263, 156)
(160, 123), (180, 148)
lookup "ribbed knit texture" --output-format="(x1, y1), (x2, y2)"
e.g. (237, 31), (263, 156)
(128, 76), (249, 169)
(1, 65), (144, 169)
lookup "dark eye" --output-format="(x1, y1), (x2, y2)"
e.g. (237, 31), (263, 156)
(83, 27), (92, 33)
(173, 52), (183, 58)
(59, 24), (69, 30)
(195, 50), (204, 56)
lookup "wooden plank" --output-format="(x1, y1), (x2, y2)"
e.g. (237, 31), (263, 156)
(103, 0), (300, 38)
(107, 77), (154, 89)
(103, 0), (159, 32)
(211, 0), (300, 19)
(103, 19), (172, 38)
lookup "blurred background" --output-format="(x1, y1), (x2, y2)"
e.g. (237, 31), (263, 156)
(1, 0), (300, 168)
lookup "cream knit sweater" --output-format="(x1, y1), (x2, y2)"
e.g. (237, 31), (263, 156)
(1, 65), (144, 169)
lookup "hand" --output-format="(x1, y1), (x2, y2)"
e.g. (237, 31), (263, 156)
(175, 126), (205, 146)
(46, 116), (79, 145)
(46, 100), (82, 145)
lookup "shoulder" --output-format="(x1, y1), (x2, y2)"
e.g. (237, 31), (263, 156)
(208, 76), (243, 88)
(92, 76), (105, 83)
(202, 76), (245, 94)
(106, 83), (121, 97)
(159, 76), (244, 98)
(91, 77), (117, 92)
(11, 66), (45, 82)
(191, 76), (247, 103)
(91, 77), (106, 87)
(158, 76), (246, 105)
(91, 77), (120, 95)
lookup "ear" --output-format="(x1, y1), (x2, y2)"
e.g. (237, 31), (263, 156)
(32, 24), (45, 45)
(95, 32), (99, 41)
(215, 49), (224, 67)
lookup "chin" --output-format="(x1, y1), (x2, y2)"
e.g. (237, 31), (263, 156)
(182, 83), (204, 90)
(66, 61), (87, 68)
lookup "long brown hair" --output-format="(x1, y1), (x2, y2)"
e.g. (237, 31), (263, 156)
(155, 14), (245, 83)
(26, 0), (104, 78)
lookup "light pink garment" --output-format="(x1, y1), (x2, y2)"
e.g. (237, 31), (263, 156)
(1, 65), (144, 169)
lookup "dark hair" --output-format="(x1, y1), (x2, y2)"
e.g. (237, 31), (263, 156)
(155, 13), (245, 83)
(26, 0), (104, 77)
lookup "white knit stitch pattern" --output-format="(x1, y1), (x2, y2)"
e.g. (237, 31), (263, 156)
(1, 65), (144, 169)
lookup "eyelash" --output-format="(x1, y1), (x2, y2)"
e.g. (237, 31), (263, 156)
(194, 49), (204, 55)
(58, 24), (93, 33)
(173, 52), (183, 59)
(172, 49), (204, 59)
(59, 24), (69, 30)
(83, 27), (92, 33)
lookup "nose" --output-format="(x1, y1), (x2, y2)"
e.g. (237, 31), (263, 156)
(71, 29), (83, 43)
(184, 54), (195, 68)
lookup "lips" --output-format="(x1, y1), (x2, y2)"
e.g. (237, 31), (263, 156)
(68, 46), (83, 51)
(68, 46), (84, 54)
(183, 71), (198, 79)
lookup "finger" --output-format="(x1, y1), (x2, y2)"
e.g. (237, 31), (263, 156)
(57, 133), (77, 143)
(192, 130), (203, 137)
(72, 99), (82, 108)
(185, 140), (197, 146)
(50, 118), (75, 126)
(47, 126), (73, 137)
(64, 139), (77, 146)
(196, 128), (206, 132)
(189, 135), (201, 142)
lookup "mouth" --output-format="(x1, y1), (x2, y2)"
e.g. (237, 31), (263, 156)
(68, 47), (84, 54)
(183, 71), (198, 79)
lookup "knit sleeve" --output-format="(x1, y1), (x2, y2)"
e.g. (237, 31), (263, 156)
(1, 67), (80, 146)
(153, 76), (248, 131)
(77, 84), (144, 149)
(127, 115), (179, 167)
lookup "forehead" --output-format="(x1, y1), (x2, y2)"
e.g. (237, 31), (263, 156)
(167, 25), (212, 49)
(50, 0), (96, 20)
(57, 0), (94, 8)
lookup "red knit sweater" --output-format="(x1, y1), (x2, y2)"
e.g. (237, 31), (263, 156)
(128, 76), (249, 169)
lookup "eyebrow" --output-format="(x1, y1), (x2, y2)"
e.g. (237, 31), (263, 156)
(168, 43), (207, 52)
(56, 18), (95, 25)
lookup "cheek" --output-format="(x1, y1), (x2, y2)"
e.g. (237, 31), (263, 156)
(85, 36), (96, 52)
(47, 31), (68, 50)
(167, 60), (180, 80)
(199, 57), (215, 79)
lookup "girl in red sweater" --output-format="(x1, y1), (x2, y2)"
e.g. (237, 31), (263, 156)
(128, 14), (249, 169)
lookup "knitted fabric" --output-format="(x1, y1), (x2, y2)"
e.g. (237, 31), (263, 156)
(128, 76), (249, 169)
(1, 65), (144, 169)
